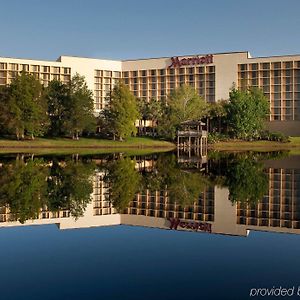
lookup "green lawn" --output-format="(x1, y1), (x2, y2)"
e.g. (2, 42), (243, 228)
(210, 137), (300, 151)
(0, 137), (176, 155)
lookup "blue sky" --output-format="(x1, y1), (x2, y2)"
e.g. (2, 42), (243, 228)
(0, 0), (299, 61)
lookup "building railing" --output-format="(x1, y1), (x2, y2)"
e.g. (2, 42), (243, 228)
(177, 130), (207, 137)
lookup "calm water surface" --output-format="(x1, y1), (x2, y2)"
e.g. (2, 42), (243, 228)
(0, 151), (299, 300)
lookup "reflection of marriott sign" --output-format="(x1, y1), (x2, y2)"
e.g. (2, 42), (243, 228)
(169, 54), (213, 68)
(168, 218), (212, 233)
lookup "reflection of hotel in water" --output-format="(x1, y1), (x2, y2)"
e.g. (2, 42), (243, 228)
(0, 158), (300, 237)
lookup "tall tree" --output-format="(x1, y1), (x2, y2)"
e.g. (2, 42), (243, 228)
(226, 87), (270, 139)
(46, 80), (70, 136)
(104, 82), (140, 140)
(63, 74), (95, 139)
(0, 72), (49, 139)
(157, 85), (208, 140)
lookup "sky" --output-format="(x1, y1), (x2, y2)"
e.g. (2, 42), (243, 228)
(0, 0), (299, 61)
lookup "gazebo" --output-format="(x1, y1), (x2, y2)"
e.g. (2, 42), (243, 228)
(177, 120), (207, 150)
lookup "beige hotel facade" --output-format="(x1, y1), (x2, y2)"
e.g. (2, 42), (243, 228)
(1, 51), (300, 135)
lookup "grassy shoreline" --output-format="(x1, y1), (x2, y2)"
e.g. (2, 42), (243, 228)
(1, 136), (300, 154)
(0, 137), (176, 155)
(209, 137), (300, 152)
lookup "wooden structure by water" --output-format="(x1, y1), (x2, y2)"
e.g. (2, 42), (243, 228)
(177, 120), (208, 156)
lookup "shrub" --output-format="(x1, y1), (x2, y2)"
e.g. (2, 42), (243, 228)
(208, 132), (229, 144)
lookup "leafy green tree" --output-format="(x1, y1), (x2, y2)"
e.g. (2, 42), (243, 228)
(63, 74), (95, 139)
(105, 157), (141, 211)
(226, 87), (270, 139)
(0, 73), (49, 139)
(157, 85), (208, 140)
(0, 86), (12, 135)
(46, 80), (70, 136)
(138, 98), (163, 135)
(207, 100), (227, 133)
(104, 82), (140, 140)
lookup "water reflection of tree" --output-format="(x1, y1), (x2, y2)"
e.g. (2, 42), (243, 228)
(105, 157), (141, 211)
(0, 159), (49, 223)
(142, 154), (210, 205)
(47, 159), (95, 219)
(0, 157), (95, 223)
(207, 152), (281, 205)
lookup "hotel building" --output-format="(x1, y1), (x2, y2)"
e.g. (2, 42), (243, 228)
(0, 51), (300, 135)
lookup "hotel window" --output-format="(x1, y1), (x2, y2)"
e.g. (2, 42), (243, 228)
(32, 65), (39, 72)
(10, 63), (18, 71)
(140, 70), (147, 77)
(150, 70), (156, 76)
(132, 71), (138, 77)
(0, 63), (7, 69)
(124, 78), (129, 84)
(284, 61), (292, 69)
(104, 70), (112, 77)
(274, 77), (281, 84)
(251, 71), (258, 78)
(284, 70), (292, 77)
(169, 68), (175, 75)
(251, 64), (258, 71)
(198, 67), (205, 73)
(64, 68), (70, 74)
(42, 66), (49, 73)
(53, 67), (60, 73)
(179, 68), (185, 74)
(273, 62), (281, 69)
(273, 70), (281, 77)
(262, 63), (270, 70)
(123, 71), (129, 77)
(240, 64), (247, 71)
(262, 71), (269, 78)
(160, 69), (165, 76)
(208, 66), (215, 73)
(113, 71), (120, 78)
(22, 64), (29, 72)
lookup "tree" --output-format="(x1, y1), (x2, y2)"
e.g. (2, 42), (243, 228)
(226, 87), (270, 139)
(138, 98), (163, 135)
(0, 72), (49, 139)
(157, 85), (208, 140)
(207, 100), (227, 133)
(63, 74), (95, 139)
(46, 80), (70, 136)
(104, 82), (140, 140)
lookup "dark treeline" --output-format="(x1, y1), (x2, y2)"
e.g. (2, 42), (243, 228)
(0, 72), (95, 140)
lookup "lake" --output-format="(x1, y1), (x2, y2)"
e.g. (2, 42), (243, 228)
(0, 151), (299, 300)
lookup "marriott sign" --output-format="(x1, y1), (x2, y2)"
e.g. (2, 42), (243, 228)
(169, 54), (213, 68)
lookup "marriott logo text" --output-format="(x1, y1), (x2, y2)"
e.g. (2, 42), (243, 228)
(169, 54), (213, 68)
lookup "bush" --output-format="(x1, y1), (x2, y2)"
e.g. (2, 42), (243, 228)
(208, 132), (230, 144)
(259, 130), (289, 143)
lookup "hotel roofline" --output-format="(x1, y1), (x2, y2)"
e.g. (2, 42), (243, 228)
(1, 51), (300, 64)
